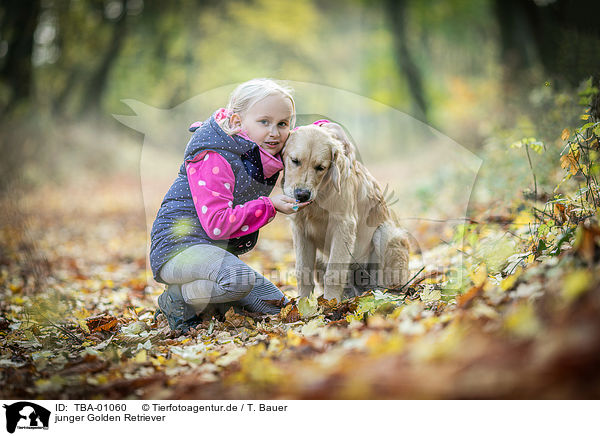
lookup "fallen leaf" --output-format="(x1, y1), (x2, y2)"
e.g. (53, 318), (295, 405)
(262, 297), (286, 308)
(420, 286), (442, 303)
(225, 307), (246, 328)
(301, 317), (326, 336)
(86, 314), (120, 333)
(456, 285), (482, 308)
(280, 304), (300, 323)
(297, 295), (320, 319)
(562, 270), (593, 303)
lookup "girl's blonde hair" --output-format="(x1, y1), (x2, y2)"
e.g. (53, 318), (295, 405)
(219, 78), (296, 135)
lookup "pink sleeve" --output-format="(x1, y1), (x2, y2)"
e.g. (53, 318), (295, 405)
(186, 151), (276, 240)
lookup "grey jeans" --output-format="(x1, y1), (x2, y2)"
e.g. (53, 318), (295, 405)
(159, 244), (287, 315)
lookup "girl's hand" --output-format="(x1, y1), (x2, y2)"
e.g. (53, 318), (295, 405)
(271, 194), (311, 215)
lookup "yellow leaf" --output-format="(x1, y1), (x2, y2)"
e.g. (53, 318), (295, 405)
(469, 264), (488, 287)
(150, 355), (167, 367)
(134, 349), (147, 363)
(96, 374), (108, 384)
(500, 267), (522, 291)
(301, 317), (325, 336)
(346, 312), (364, 323)
(422, 316), (441, 330)
(420, 287), (441, 302)
(215, 348), (246, 367)
(512, 210), (535, 227)
(365, 332), (383, 349)
(562, 270), (592, 303)
(286, 329), (302, 346)
(561, 128), (570, 141)
(504, 304), (541, 338)
(297, 295), (319, 319)
(9, 284), (22, 293)
(77, 320), (90, 334)
(368, 335), (404, 357)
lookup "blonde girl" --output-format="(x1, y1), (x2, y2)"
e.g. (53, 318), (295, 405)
(150, 79), (310, 332)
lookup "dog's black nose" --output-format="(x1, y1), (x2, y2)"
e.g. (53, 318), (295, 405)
(294, 188), (311, 203)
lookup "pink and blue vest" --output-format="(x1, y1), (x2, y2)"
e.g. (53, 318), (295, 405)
(150, 115), (279, 283)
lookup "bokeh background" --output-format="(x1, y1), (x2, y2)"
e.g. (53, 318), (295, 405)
(2, 0), (600, 295)
(2, 0), (600, 402)
(2, 0), (599, 278)
(2, 0), (599, 194)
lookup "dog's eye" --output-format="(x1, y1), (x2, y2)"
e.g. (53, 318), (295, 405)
(315, 165), (326, 172)
(291, 158), (300, 166)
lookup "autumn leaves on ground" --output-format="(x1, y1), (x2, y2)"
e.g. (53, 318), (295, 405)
(2, 116), (600, 400)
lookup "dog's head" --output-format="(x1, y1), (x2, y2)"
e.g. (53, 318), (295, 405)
(281, 122), (354, 203)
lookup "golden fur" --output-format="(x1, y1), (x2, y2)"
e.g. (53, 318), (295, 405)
(282, 123), (410, 301)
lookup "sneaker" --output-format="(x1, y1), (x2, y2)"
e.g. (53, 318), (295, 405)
(156, 285), (197, 333)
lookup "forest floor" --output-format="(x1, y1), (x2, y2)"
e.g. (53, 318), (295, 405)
(1, 162), (600, 399)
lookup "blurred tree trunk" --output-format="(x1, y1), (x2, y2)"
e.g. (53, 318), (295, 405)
(592, 73), (600, 123)
(383, 0), (428, 123)
(0, 0), (41, 114)
(80, 0), (129, 115)
(494, 0), (538, 85)
(495, 0), (600, 88)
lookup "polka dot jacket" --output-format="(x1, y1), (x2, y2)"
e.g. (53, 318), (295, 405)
(149, 112), (280, 284)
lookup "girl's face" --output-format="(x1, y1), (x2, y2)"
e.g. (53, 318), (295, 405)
(231, 94), (293, 156)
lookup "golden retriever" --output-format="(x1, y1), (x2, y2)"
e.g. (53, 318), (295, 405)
(282, 122), (410, 302)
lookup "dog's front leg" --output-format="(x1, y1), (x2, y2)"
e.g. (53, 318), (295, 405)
(292, 225), (316, 298)
(323, 219), (356, 302)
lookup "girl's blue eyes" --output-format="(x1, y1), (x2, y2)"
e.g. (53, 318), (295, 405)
(258, 120), (288, 127)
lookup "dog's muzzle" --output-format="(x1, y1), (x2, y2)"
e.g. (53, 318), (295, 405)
(294, 187), (312, 203)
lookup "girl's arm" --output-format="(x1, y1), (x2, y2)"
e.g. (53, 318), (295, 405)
(186, 151), (276, 239)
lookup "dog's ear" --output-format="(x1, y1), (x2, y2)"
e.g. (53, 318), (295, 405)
(319, 122), (355, 159)
(329, 142), (343, 193)
(281, 129), (295, 158)
(279, 169), (285, 189)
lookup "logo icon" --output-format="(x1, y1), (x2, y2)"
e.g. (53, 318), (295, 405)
(3, 402), (50, 434)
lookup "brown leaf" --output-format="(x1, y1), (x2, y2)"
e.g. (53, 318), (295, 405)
(262, 297), (287, 308)
(574, 222), (600, 264)
(327, 319), (349, 327)
(560, 151), (580, 175)
(86, 314), (120, 333)
(60, 354), (108, 375)
(457, 285), (483, 308)
(0, 315), (9, 331)
(553, 203), (567, 224)
(224, 307), (246, 328)
(330, 301), (358, 321)
(317, 296), (339, 309)
(279, 303), (300, 323)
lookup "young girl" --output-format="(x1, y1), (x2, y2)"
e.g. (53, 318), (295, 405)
(150, 78), (309, 332)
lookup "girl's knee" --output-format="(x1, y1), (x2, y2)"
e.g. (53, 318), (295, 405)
(218, 267), (255, 299)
